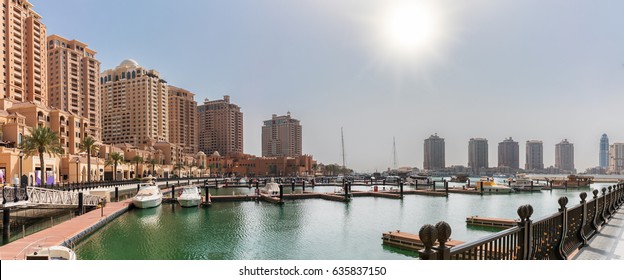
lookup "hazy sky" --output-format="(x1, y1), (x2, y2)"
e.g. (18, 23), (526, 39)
(32, 0), (624, 173)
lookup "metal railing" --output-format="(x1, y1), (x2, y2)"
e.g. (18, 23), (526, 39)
(417, 183), (623, 260)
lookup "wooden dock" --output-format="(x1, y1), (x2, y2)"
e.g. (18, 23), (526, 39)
(466, 216), (518, 229)
(382, 230), (463, 252)
(0, 199), (132, 260)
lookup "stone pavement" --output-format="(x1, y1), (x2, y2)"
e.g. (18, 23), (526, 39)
(572, 207), (623, 260)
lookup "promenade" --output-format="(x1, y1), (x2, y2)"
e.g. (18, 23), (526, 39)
(573, 207), (624, 260)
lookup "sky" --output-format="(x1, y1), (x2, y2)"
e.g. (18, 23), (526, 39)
(31, 0), (624, 173)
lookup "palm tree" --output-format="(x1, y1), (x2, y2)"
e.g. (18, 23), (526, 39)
(173, 162), (185, 178)
(20, 126), (64, 186)
(208, 163), (214, 177)
(131, 155), (143, 179)
(105, 152), (124, 181)
(146, 158), (158, 177)
(79, 136), (99, 183)
(189, 162), (197, 178)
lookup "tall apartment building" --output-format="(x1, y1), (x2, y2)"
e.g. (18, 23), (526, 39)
(100, 59), (168, 146)
(608, 143), (624, 174)
(555, 139), (575, 172)
(1, 0), (47, 107)
(47, 35), (101, 140)
(197, 95), (243, 156)
(262, 112), (302, 157)
(525, 140), (544, 170)
(168, 86), (197, 154)
(468, 138), (488, 171)
(423, 133), (445, 170)
(498, 137), (519, 170)
(600, 133), (609, 169)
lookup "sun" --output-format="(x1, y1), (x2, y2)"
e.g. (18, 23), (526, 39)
(381, 2), (441, 54)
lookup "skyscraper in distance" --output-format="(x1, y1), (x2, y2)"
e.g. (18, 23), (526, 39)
(423, 133), (445, 170)
(262, 112), (302, 157)
(498, 137), (519, 170)
(468, 138), (488, 172)
(197, 95), (243, 156)
(555, 139), (575, 173)
(600, 134), (609, 169)
(525, 140), (544, 171)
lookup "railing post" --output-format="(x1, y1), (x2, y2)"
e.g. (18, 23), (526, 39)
(556, 196), (569, 260)
(601, 188), (608, 226)
(516, 204), (534, 260)
(592, 189), (600, 232)
(435, 221), (452, 260)
(13, 184), (18, 203)
(417, 224), (438, 260)
(579, 192), (589, 247)
(115, 186), (119, 202)
(608, 186), (615, 217)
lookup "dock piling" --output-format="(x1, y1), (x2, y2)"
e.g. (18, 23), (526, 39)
(78, 192), (84, 216)
(399, 181), (404, 198)
(302, 181), (306, 192)
(115, 186), (119, 202)
(279, 184), (284, 202)
(2, 208), (9, 245)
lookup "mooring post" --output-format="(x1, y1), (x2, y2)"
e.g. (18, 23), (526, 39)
(172, 184), (176, 201)
(480, 181), (484, 195)
(2, 208), (10, 245)
(137, 184), (140, 194)
(78, 192), (84, 216)
(302, 180), (306, 193)
(115, 186), (119, 202)
(444, 180), (449, 196)
(433, 181), (436, 192)
(399, 181), (404, 198)
(279, 184), (284, 202)
(291, 179), (295, 192)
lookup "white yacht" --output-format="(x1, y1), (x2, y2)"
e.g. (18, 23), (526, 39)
(509, 174), (544, 192)
(405, 173), (431, 187)
(25, 245), (76, 260)
(132, 177), (163, 209)
(178, 186), (201, 207)
(261, 178), (280, 195)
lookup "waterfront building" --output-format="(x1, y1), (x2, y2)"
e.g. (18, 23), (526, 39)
(555, 139), (575, 173)
(197, 95), (243, 156)
(207, 152), (315, 177)
(600, 133), (609, 169)
(423, 133), (445, 170)
(168, 86), (198, 154)
(525, 140), (544, 171)
(1, 0), (47, 107)
(100, 59), (169, 147)
(497, 137), (519, 170)
(47, 35), (101, 140)
(608, 143), (624, 174)
(468, 138), (488, 173)
(261, 112), (302, 157)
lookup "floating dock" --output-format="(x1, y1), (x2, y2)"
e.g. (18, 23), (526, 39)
(381, 230), (463, 252)
(466, 216), (518, 229)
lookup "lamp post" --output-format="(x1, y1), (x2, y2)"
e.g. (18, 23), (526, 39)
(75, 157), (80, 184)
(19, 150), (26, 200)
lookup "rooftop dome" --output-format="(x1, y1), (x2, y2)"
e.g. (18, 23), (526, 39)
(211, 151), (221, 157)
(119, 59), (139, 68)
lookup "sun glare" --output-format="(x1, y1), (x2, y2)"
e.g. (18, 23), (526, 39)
(382, 2), (441, 54)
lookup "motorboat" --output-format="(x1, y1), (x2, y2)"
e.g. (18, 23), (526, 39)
(260, 178), (280, 195)
(25, 245), (76, 260)
(177, 186), (201, 207)
(509, 174), (544, 192)
(405, 173), (431, 187)
(132, 176), (163, 209)
(551, 175), (593, 188)
(473, 177), (514, 193)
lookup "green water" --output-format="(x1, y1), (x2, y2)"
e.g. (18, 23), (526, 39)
(75, 184), (612, 260)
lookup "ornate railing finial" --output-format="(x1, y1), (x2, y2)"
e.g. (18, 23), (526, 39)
(419, 224), (437, 253)
(580, 192), (587, 203)
(593, 189), (599, 199)
(558, 196), (568, 212)
(601, 187), (607, 196)
(435, 221), (452, 248)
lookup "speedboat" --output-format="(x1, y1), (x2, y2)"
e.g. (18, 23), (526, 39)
(509, 174), (544, 192)
(25, 245), (76, 260)
(178, 186), (201, 207)
(132, 177), (162, 209)
(474, 177), (514, 193)
(405, 173), (431, 187)
(261, 178), (280, 195)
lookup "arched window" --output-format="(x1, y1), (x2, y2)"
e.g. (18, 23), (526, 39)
(18, 133), (22, 145)
(132, 71), (136, 78)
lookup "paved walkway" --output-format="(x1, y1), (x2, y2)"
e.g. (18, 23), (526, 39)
(572, 207), (624, 260)
(0, 199), (131, 260)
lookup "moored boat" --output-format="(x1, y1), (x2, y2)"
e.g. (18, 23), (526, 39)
(551, 175), (593, 188)
(509, 174), (544, 192)
(261, 178), (280, 195)
(25, 245), (76, 260)
(473, 177), (514, 193)
(132, 176), (162, 209)
(177, 186), (201, 207)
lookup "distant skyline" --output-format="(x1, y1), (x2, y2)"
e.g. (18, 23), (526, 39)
(32, 0), (624, 172)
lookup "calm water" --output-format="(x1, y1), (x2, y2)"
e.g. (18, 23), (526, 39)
(75, 183), (614, 260)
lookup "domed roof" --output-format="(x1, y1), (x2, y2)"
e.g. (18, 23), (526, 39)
(211, 151), (221, 157)
(119, 59), (139, 68)
(196, 151), (206, 156)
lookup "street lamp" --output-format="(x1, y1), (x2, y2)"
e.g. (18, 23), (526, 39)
(19, 150), (26, 200)
(75, 157), (80, 184)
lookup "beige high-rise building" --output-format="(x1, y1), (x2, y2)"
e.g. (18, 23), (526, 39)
(555, 139), (575, 172)
(468, 138), (488, 172)
(525, 140), (544, 170)
(168, 85), (197, 154)
(1, 0), (47, 106)
(100, 59), (168, 146)
(47, 35), (101, 140)
(197, 95), (243, 156)
(262, 112), (302, 157)
(608, 143), (624, 174)
(498, 137), (519, 170)
(423, 133), (445, 170)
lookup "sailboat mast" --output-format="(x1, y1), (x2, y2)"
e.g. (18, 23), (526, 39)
(341, 127), (346, 172)
(393, 137), (397, 170)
